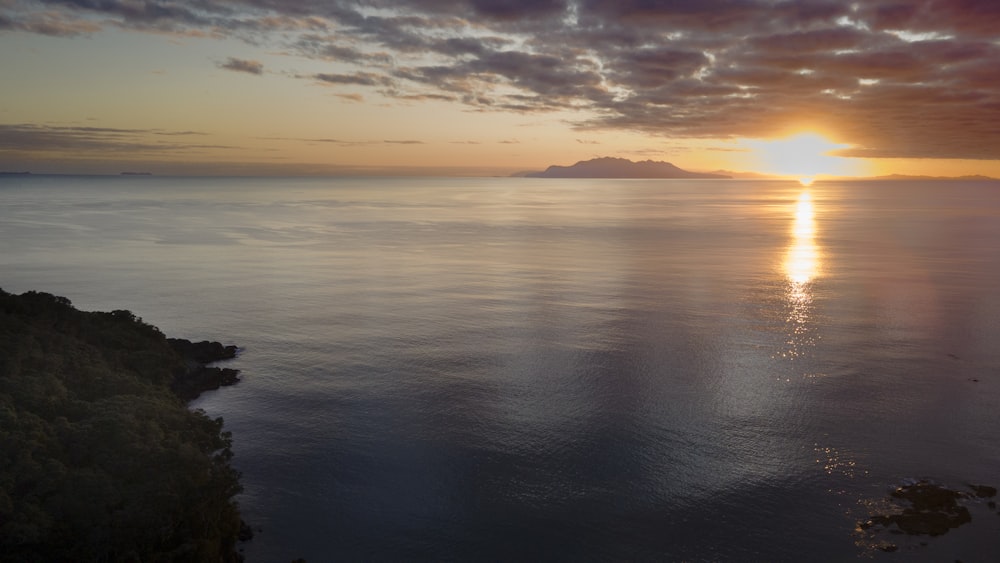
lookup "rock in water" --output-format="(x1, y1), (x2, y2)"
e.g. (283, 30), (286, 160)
(861, 480), (981, 537)
(168, 338), (242, 401)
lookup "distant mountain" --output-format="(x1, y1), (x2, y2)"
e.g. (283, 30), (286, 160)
(523, 157), (730, 179)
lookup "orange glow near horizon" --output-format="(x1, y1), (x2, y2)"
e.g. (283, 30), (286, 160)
(746, 133), (868, 180)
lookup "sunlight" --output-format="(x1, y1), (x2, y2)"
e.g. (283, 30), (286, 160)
(784, 190), (819, 284)
(746, 132), (860, 179)
(786, 242), (819, 285)
(779, 189), (822, 359)
(792, 192), (815, 239)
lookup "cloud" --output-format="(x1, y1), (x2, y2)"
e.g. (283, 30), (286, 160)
(7, 0), (1000, 160)
(0, 10), (101, 36)
(33, 0), (213, 30)
(255, 136), (424, 147)
(313, 72), (390, 87)
(0, 124), (229, 153)
(219, 57), (263, 75)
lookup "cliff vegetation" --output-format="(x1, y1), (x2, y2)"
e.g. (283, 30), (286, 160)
(0, 289), (243, 562)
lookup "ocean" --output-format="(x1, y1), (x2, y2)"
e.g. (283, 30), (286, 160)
(2, 175), (999, 561)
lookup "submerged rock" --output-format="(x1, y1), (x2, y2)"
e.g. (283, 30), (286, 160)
(860, 480), (992, 538)
(877, 541), (898, 552)
(969, 484), (997, 498)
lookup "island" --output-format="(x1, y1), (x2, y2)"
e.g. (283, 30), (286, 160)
(0, 289), (246, 562)
(521, 157), (731, 179)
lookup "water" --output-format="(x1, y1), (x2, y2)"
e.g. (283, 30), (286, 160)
(3, 175), (1000, 561)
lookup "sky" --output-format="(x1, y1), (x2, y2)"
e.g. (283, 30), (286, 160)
(1, 0), (999, 177)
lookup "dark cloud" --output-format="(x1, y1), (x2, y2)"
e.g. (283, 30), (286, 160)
(255, 136), (424, 146)
(577, 0), (846, 33)
(293, 37), (389, 64)
(430, 0), (568, 19)
(608, 48), (710, 88)
(397, 93), (457, 102)
(0, 124), (229, 153)
(314, 72), (390, 87)
(7, 0), (1000, 159)
(0, 10), (101, 36)
(219, 57), (263, 74)
(32, 0), (217, 33)
(859, 0), (1000, 37)
(749, 27), (875, 54)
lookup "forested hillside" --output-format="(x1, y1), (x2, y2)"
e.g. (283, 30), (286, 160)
(0, 289), (243, 562)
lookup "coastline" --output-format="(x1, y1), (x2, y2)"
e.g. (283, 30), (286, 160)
(0, 289), (249, 561)
(168, 338), (243, 402)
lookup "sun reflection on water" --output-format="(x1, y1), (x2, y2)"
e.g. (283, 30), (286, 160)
(786, 191), (818, 282)
(779, 190), (821, 359)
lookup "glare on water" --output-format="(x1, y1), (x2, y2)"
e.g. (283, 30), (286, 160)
(781, 189), (821, 359)
(785, 190), (820, 285)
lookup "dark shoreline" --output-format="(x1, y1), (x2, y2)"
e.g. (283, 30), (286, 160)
(0, 289), (249, 561)
(168, 338), (243, 402)
(166, 339), (257, 550)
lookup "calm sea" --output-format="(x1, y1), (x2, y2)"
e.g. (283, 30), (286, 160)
(2, 175), (999, 561)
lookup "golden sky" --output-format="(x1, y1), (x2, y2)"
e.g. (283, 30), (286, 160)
(1, 0), (999, 177)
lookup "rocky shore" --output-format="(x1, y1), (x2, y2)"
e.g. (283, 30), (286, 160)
(168, 338), (242, 401)
(0, 289), (248, 562)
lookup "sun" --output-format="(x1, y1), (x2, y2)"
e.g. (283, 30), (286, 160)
(744, 132), (863, 182)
